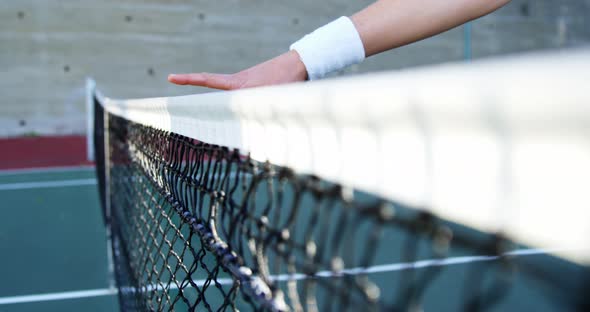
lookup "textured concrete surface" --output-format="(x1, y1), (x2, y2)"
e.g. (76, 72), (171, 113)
(0, 0), (588, 136)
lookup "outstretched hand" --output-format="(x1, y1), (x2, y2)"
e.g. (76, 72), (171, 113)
(168, 50), (308, 90)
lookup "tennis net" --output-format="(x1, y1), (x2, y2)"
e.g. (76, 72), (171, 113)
(90, 49), (590, 311)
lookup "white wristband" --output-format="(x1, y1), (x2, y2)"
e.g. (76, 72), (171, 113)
(290, 16), (366, 81)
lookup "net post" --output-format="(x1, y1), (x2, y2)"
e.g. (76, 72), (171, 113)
(103, 100), (116, 290)
(85, 77), (96, 162)
(103, 106), (111, 225)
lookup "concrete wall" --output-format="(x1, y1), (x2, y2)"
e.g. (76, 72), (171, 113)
(1, 0), (588, 136)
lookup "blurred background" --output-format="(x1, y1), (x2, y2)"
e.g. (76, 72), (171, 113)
(1, 0), (589, 137)
(0, 0), (588, 311)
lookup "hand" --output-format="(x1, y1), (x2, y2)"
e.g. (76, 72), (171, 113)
(168, 50), (308, 90)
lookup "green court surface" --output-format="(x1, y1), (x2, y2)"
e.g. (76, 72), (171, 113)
(0, 167), (118, 312)
(0, 167), (586, 311)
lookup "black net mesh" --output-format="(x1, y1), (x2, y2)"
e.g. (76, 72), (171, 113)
(93, 97), (588, 312)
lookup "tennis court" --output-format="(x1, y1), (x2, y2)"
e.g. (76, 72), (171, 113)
(0, 164), (586, 311)
(2, 1), (589, 311)
(0, 167), (117, 311)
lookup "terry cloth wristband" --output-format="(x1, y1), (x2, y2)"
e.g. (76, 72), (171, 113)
(290, 16), (366, 81)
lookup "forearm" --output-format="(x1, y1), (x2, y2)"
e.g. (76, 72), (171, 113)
(170, 0), (512, 89)
(352, 0), (511, 57)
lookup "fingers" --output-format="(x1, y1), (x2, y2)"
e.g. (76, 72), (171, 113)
(168, 73), (235, 90)
(167, 73), (193, 85)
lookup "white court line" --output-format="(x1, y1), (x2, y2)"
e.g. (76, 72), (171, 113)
(0, 247), (568, 305)
(0, 165), (94, 176)
(113, 248), (563, 289)
(294, 248), (554, 279)
(0, 179), (97, 191)
(256, 248), (558, 283)
(0, 288), (117, 305)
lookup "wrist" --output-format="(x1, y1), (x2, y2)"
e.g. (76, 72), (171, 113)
(286, 50), (309, 81)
